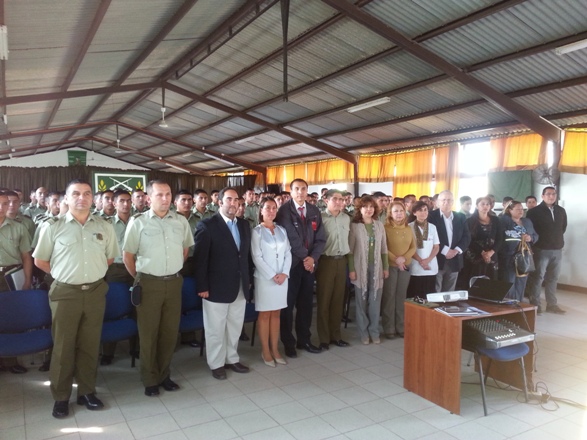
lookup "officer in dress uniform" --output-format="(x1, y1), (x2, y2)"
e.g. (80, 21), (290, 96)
(33, 179), (119, 419)
(0, 191), (33, 374)
(123, 180), (194, 397)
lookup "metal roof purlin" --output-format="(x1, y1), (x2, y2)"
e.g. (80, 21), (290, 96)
(164, 82), (357, 164)
(322, 0), (562, 143)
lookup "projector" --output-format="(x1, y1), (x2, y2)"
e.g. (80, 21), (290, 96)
(426, 290), (468, 303)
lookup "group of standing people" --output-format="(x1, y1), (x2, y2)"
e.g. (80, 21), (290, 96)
(1, 177), (568, 420)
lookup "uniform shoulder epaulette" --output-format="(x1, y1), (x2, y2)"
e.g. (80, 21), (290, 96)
(44, 217), (58, 226)
(132, 212), (144, 218)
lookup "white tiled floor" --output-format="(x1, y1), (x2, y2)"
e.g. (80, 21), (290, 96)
(2, 289), (586, 440)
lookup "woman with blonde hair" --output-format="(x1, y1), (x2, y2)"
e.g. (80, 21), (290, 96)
(348, 196), (389, 344)
(382, 201), (416, 339)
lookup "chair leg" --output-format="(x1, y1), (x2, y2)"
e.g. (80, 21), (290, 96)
(251, 321), (257, 346)
(519, 357), (529, 403)
(199, 330), (205, 357)
(131, 353), (136, 368)
(483, 358), (493, 386)
(466, 352), (474, 367)
(476, 353), (489, 416)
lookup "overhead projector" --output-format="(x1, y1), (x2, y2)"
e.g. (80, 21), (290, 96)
(426, 290), (468, 303)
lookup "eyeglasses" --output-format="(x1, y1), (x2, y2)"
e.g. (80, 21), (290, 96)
(413, 296), (428, 305)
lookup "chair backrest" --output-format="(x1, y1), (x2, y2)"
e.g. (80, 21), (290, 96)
(104, 282), (133, 321)
(181, 276), (201, 312)
(0, 290), (51, 332)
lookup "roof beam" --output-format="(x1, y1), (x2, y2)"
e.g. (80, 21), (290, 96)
(0, 120), (266, 174)
(0, 81), (160, 106)
(164, 82), (357, 164)
(39, 0), (112, 143)
(322, 0), (562, 143)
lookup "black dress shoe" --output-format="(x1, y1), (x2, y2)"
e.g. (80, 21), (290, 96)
(284, 346), (297, 358)
(160, 377), (180, 391)
(52, 401), (69, 418)
(144, 386), (160, 396)
(9, 364), (28, 374)
(330, 339), (350, 347)
(224, 362), (250, 373)
(38, 361), (51, 372)
(76, 393), (104, 410)
(319, 342), (330, 350)
(100, 355), (113, 366)
(212, 367), (227, 380)
(296, 342), (322, 354)
(181, 339), (201, 348)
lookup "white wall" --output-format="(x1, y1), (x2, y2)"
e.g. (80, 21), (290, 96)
(557, 172), (586, 288)
(0, 148), (148, 170)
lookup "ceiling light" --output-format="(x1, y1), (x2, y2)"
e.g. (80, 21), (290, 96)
(165, 162), (190, 173)
(235, 136), (256, 144)
(203, 152), (235, 166)
(114, 124), (123, 153)
(0, 26), (8, 60)
(2, 114), (7, 125)
(181, 152), (193, 158)
(347, 97), (391, 113)
(555, 38), (587, 55)
(159, 107), (168, 128)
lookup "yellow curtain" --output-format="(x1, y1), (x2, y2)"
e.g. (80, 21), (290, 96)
(244, 169), (263, 188)
(489, 133), (543, 171)
(435, 143), (459, 196)
(357, 154), (395, 182)
(307, 159), (353, 184)
(561, 131), (587, 174)
(265, 166), (281, 186)
(393, 149), (435, 197)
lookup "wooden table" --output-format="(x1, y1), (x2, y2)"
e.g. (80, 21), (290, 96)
(403, 300), (536, 414)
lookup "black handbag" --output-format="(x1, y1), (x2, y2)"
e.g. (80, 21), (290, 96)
(514, 240), (535, 277)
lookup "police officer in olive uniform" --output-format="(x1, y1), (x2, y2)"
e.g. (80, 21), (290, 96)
(243, 188), (260, 228)
(6, 191), (36, 239)
(123, 180), (194, 398)
(0, 191), (33, 374)
(33, 179), (119, 419)
(24, 186), (49, 220)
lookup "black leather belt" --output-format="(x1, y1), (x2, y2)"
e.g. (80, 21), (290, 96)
(140, 272), (180, 281)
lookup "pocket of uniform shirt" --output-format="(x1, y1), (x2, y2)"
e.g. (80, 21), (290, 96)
(57, 236), (77, 247)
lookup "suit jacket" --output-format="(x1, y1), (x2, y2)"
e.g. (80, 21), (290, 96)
(193, 213), (252, 303)
(428, 209), (471, 272)
(276, 200), (326, 269)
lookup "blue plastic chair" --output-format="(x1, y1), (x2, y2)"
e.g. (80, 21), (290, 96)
(179, 277), (205, 356)
(471, 343), (530, 416)
(100, 282), (138, 367)
(0, 290), (53, 358)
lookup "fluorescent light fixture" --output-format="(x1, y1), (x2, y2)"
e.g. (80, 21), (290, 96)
(347, 97), (391, 113)
(235, 136), (256, 144)
(181, 152), (193, 158)
(555, 38), (587, 55)
(203, 152), (235, 166)
(0, 26), (8, 60)
(2, 114), (7, 125)
(165, 163), (190, 173)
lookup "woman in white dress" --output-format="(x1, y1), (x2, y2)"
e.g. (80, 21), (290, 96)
(407, 201), (440, 298)
(251, 197), (292, 367)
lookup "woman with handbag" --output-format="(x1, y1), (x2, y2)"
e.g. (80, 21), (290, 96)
(498, 201), (539, 301)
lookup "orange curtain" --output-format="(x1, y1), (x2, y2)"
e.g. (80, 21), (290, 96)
(307, 159), (353, 184)
(561, 131), (587, 174)
(244, 169), (263, 188)
(265, 166), (281, 186)
(435, 143), (459, 196)
(489, 133), (543, 171)
(357, 154), (395, 182)
(393, 149), (435, 198)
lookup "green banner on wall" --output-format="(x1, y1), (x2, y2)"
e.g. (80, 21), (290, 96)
(68, 150), (87, 166)
(93, 172), (147, 193)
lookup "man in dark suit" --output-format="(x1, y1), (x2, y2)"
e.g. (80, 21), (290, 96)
(428, 190), (471, 292)
(194, 187), (252, 380)
(276, 178), (326, 358)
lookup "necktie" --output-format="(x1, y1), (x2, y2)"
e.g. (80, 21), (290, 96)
(298, 206), (308, 249)
(229, 220), (240, 249)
